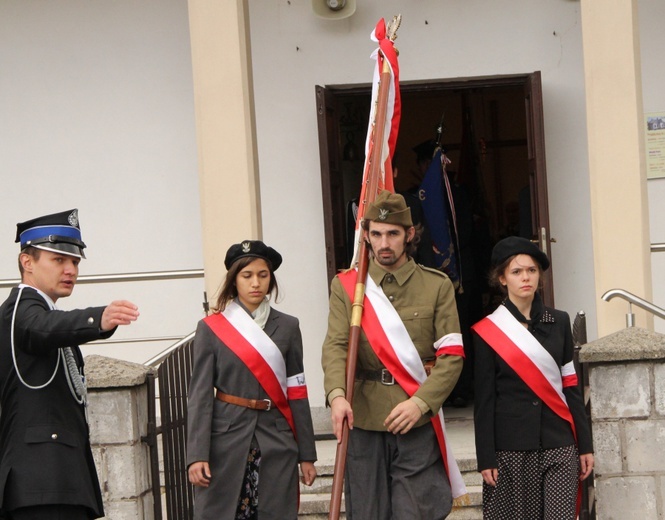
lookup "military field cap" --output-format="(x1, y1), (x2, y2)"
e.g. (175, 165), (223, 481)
(363, 190), (413, 228)
(16, 209), (86, 259)
(491, 236), (550, 271)
(224, 240), (282, 271)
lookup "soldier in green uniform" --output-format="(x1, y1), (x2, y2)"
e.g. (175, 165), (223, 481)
(322, 190), (465, 519)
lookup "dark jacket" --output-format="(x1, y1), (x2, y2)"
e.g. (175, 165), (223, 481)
(473, 295), (593, 471)
(0, 286), (113, 517)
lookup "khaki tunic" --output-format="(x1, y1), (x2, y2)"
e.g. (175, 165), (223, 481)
(322, 258), (463, 431)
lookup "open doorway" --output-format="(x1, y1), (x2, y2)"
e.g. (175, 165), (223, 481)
(315, 72), (554, 406)
(315, 72), (553, 306)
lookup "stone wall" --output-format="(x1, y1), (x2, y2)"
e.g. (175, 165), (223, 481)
(579, 327), (665, 520)
(86, 355), (156, 520)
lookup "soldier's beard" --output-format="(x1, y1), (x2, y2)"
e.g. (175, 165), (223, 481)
(372, 239), (409, 267)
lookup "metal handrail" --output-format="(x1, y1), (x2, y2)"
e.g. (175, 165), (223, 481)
(652, 243), (665, 253)
(601, 288), (665, 327)
(0, 269), (204, 361)
(0, 268), (204, 289)
(87, 335), (189, 346)
(144, 331), (196, 367)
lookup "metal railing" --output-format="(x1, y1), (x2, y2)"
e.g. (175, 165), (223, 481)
(0, 268), (204, 348)
(652, 243), (665, 253)
(601, 289), (665, 327)
(142, 333), (198, 520)
(0, 268), (204, 289)
(159, 337), (196, 520)
(145, 332), (196, 367)
(573, 311), (595, 520)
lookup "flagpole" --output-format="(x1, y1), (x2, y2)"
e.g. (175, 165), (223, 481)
(328, 16), (401, 520)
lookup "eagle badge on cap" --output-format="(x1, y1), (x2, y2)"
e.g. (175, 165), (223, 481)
(241, 241), (251, 253)
(378, 208), (389, 221)
(68, 209), (79, 227)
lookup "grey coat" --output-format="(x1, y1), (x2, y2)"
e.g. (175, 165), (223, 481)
(186, 306), (317, 520)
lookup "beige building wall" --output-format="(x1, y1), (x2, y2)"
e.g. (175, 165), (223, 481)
(188, 0), (262, 300)
(580, 0), (653, 336)
(3, 0), (665, 405)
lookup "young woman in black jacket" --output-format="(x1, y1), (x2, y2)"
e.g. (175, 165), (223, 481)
(472, 236), (593, 519)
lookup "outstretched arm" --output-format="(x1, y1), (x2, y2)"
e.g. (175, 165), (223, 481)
(101, 300), (139, 331)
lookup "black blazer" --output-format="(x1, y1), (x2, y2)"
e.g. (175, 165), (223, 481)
(0, 286), (113, 516)
(473, 295), (593, 472)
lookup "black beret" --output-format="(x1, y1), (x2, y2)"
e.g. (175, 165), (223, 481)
(412, 139), (438, 162)
(15, 209), (86, 259)
(491, 236), (550, 271)
(224, 240), (282, 271)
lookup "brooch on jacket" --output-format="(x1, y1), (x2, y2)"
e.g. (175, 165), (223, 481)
(541, 310), (555, 323)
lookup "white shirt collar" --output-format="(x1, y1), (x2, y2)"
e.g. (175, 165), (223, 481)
(18, 283), (57, 310)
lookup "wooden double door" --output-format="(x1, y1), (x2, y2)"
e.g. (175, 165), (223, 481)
(315, 72), (555, 308)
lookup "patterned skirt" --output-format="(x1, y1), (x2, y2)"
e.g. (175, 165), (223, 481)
(235, 437), (261, 520)
(482, 444), (579, 519)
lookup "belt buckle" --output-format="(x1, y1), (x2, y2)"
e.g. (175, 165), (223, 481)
(380, 368), (395, 386)
(263, 399), (272, 411)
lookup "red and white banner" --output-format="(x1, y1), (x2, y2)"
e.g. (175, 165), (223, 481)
(350, 18), (401, 266)
(338, 271), (467, 499)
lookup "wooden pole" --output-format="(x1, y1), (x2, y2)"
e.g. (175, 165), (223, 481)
(328, 56), (393, 520)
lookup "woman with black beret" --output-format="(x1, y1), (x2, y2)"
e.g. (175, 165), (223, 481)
(186, 240), (317, 519)
(472, 236), (593, 519)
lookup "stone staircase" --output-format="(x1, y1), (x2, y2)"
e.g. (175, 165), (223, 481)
(298, 409), (482, 519)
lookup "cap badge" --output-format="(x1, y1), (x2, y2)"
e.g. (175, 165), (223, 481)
(241, 241), (251, 253)
(378, 208), (389, 221)
(68, 210), (79, 227)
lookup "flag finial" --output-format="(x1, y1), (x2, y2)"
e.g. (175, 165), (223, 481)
(386, 14), (402, 42)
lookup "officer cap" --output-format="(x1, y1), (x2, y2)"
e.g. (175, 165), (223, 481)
(224, 240), (282, 271)
(16, 209), (86, 259)
(412, 139), (438, 162)
(491, 236), (550, 271)
(362, 190), (413, 228)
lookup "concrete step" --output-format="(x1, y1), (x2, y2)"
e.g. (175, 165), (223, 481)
(298, 487), (483, 517)
(449, 504), (484, 520)
(299, 493), (345, 516)
(300, 410), (481, 518)
(298, 491), (482, 519)
(299, 511), (481, 520)
(300, 458), (481, 494)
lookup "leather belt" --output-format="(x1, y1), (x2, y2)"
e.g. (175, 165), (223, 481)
(355, 368), (395, 385)
(356, 360), (436, 386)
(216, 390), (272, 411)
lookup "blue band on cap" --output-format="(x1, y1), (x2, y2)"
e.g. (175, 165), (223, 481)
(20, 225), (82, 246)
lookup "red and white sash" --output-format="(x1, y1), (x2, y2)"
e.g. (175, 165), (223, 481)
(203, 301), (305, 435)
(338, 271), (467, 499)
(471, 304), (576, 439)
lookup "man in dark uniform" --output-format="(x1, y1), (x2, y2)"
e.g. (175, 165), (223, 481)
(322, 191), (466, 519)
(0, 209), (140, 520)
(398, 139), (438, 267)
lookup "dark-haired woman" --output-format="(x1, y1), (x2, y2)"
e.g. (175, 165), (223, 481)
(472, 236), (593, 519)
(186, 240), (317, 520)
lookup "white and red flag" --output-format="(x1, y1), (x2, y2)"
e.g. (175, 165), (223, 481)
(350, 18), (401, 266)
